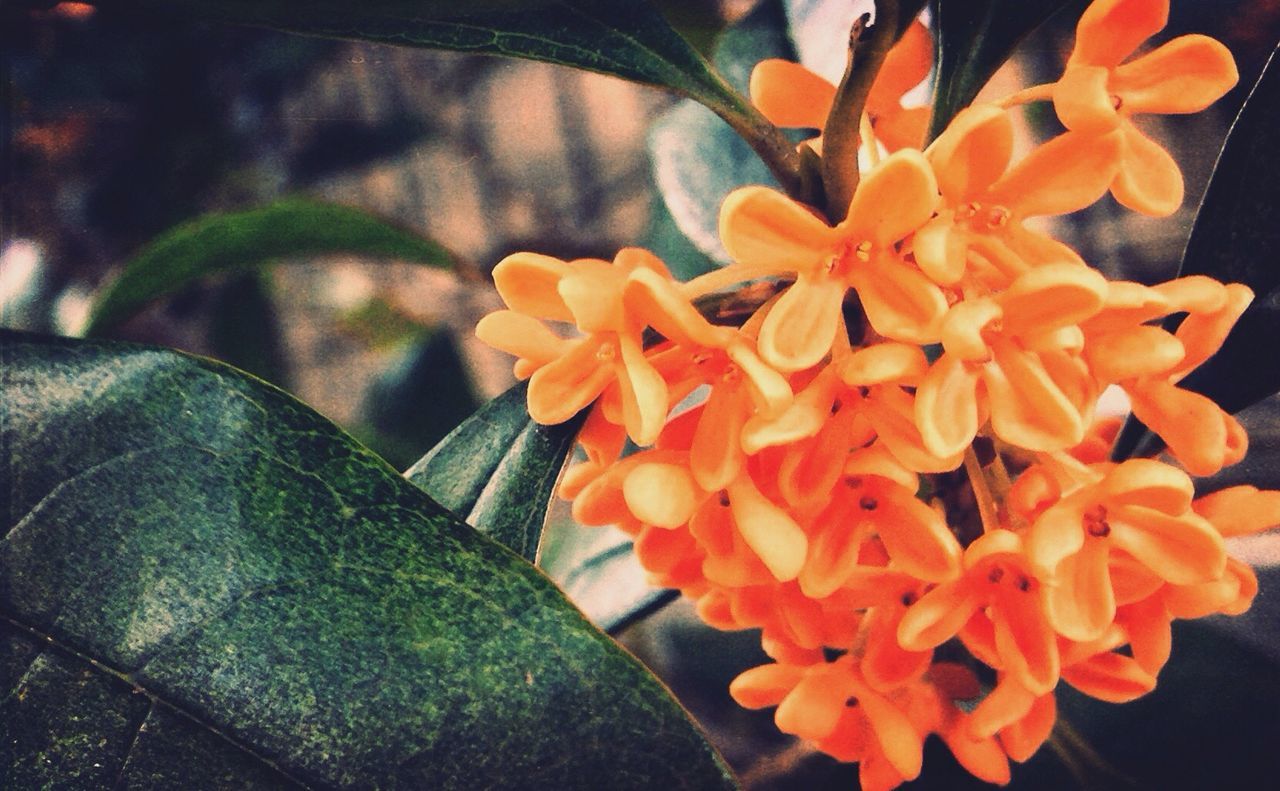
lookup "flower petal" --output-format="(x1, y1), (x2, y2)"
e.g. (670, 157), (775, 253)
(1053, 64), (1120, 134)
(841, 342), (929, 386)
(491, 251), (574, 320)
(898, 581), (981, 651)
(997, 692), (1055, 763)
(690, 382), (749, 491)
(1110, 504), (1226, 585)
(727, 476), (808, 582)
(1111, 121), (1184, 217)
(1169, 282), (1253, 381)
(558, 262), (625, 333)
(986, 130), (1123, 217)
(993, 588), (1061, 695)
(1045, 534), (1115, 642)
(1071, 0), (1169, 69)
(1101, 458), (1194, 514)
(848, 254), (947, 344)
(719, 185), (838, 270)
(939, 298), (1001, 362)
(985, 342), (1087, 452)
(998, 263), (1108, 337)
(624, 267), (732, 349)
(912, 214), (969, 286)
(730, 663), (805, 709)
(915, 353), (982, 459)
(527, 337), (614, 424)
(474, 309), (570, 366)
(1194, 485), (1280, 537)
(926, 105), (1014, 204)
(1061, 652), (1156, 703)
(867, 20), (933, 116)
(1127, 379), (1237, 476)
(1113, 35), (1238, 115)
(623, 462), (698, 528)
(757, 274), (846, 371)
(1086, 325), (1185, 381)
(750, 59), (835, 129)
(615, 333), (669, 445)
(876, 483), (963, 582)
(844, 149), (940, 245)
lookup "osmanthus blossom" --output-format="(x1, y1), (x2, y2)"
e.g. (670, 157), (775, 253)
(915, 105), (1123, 288)
(717, 150), (946, 371)
(1045, 0), (1239, 216)
(914, 262), (1107, 458)
(472, 0), (1280, 786)
(1080, 276), (1253, 475)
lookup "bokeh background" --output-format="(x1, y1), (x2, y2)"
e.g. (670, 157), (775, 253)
(5, 1), (1280, 787)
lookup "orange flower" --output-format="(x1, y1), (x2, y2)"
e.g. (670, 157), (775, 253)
(915, 263), (1106, 457)
(749, 20), (933, 152)
(476, 248), (672, 444)
(718, 150), (944, 370)
(1051, 0), (1238, 215)
(1082, 276), (1253, 475)
(1025, 458), (1226, 641)
(898, 530), (1060, 696)
(917, 106), (1123, 288)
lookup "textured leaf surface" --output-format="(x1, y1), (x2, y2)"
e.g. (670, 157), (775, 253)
(0, 331), (736, 790)
(1113, 47), (1280, 460)
(404, 381), (582, 562)
(84, 198), (452, 336)
(927, 0), (1079, 142)
(94, 0), (750, 123)
(650, 0), (795, 264)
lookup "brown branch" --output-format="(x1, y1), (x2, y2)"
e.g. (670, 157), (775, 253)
(820, 1), (900, 223)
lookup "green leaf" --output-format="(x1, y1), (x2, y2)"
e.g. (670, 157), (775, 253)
(404, 381), (584, 563)
(0, 330), (736, 789)
(1113, 45), (1280, 461)
(927, 0), (1081, 142)
(360, 329), (481, 471)
(83, 198), (452, 336)
(94, 0), (759, 145)
(650, 0), (796, 264)
(206, 272), (292, 388)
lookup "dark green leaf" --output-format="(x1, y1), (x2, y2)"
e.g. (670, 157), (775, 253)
(206, 272), (291, 388)
(0, 330), (736, 790)
(360, 330), (480, 471)
(84, 198), (452, 336)
(1113, 46), (1280, 460)
(927, 0), (1081, 142)
(650, 0), (795, 264)
(94, 0), (754, 138)
(404, 380), (584, 562)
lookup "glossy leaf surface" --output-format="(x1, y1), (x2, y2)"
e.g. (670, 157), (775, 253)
(0, 330), (735, 790)
(404, 380), (583, 563)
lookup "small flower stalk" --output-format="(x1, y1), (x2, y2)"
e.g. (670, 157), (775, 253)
(477, 0), (1275, 787)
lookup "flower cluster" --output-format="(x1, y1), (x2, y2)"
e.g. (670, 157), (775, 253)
(477, 0), (1278, 787)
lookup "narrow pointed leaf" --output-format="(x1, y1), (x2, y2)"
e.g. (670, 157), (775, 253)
(0, 330), (736, 790)
(404, 381), (585, 562)
(84, 198), (452, 336)
(927, 0), (1079, 142)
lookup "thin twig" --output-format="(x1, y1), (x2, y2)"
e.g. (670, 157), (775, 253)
(820, 1), (900, 222)
(964, 446), (1001, 534)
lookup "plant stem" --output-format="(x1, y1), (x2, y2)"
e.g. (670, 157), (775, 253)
(820, 1), (900, 223)
(964, 446), (1001, 533)
(703, 92), (809, 203)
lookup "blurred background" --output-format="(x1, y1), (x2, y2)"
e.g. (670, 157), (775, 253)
(4, 1), (1280, 787)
